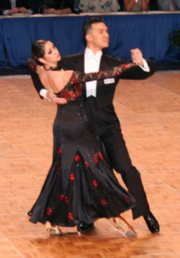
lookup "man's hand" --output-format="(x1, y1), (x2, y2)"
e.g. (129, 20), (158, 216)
(46, 91), (67, 105)
(130, 48), (143, 66)
(19, 7), (28, 13)
(43, 8), (56, 14)
(11, 7), (20, 14)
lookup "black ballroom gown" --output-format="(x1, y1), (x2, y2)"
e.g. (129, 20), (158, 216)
(28, 63), (136, 227)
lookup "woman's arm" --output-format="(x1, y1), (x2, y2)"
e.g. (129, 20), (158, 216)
(124, 0), (136, 11)
(124, 0), (150, 11)
(43, 7), (72, 14)
(72, 63), (136, 84)
(141, 0), (150, 11)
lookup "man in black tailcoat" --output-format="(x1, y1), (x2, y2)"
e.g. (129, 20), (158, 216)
(30, 17), (160, 235)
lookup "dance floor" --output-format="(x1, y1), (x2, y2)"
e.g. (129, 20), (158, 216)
(0, 71), (180, 258)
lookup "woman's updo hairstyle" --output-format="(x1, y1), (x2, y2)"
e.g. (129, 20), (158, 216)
(31, 40), (48, 66)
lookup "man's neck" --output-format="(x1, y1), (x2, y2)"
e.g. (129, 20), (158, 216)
(86, 45), (103, 55)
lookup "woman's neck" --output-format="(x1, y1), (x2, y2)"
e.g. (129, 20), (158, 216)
(44, 62), (58, 71)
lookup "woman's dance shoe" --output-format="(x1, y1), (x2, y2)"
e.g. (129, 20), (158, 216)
(45, 222), (62, 236)
(111, 215), (137, 237)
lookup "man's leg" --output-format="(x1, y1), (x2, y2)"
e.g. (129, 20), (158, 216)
(85, 99), (159, 233)
(100, 128), (150, 219)
(100, 127), (159, 233)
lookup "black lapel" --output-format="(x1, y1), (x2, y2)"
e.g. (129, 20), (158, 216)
(73, 53), (86, 100)
(99, 54), (110, 70)
(74, 54), (85, 72)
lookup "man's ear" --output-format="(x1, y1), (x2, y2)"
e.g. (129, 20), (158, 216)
(86, 34), (92, 42)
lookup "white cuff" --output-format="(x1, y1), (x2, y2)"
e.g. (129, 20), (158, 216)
(39, 89), (51, 101)
(139, 59), (150, 72)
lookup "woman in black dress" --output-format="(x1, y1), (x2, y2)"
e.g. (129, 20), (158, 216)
(28, 40), (137, 236)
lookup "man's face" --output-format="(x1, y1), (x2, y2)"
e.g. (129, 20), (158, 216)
(86, 22), (109, 50)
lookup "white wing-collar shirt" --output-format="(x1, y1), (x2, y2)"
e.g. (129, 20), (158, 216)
(84, 47), (103, 97)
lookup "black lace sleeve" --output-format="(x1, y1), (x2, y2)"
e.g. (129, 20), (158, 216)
(70, 62), (136, 84)
(58, 62), (136, 102)
(27, 58), (136, 103)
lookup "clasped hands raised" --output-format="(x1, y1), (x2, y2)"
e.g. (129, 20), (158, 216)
(130, 48), (143, 66)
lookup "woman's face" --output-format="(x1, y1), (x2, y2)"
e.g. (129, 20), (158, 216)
(40, 41), (61, 65)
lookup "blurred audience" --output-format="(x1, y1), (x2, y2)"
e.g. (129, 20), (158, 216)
(30, 0), (44, 13)
(149, 0), (158, 10)
(79, 0), (121, 13)
(123, 0), (150, 11)
(0, 0), (32, 15)
(41, 0), (73, 14)
(157, 0), (180, 10)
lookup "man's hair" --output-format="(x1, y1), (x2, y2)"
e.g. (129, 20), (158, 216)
(82, 17), (105, 38)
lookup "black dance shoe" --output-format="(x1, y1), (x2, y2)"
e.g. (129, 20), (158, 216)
(77, 223), (94, 233)
(143, 212), (160, 234)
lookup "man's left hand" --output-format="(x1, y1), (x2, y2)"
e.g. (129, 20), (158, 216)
(130, 48), (143, 66)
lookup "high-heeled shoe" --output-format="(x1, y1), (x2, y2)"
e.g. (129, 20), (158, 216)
(45, 222), (62, 236)
(110, 215), (137, 238)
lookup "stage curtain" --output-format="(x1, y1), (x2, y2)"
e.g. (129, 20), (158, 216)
(0, 20), (7, 67)
(2, 13), (180, 68)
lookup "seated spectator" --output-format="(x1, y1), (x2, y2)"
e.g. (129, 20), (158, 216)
(30, 0), (44, 14)
(41, 0), (73, 14)
(0, 0), (33, 15)
(157, 0), (180, 10)
(149, 0), (158, 11)
(79, 0), (121, 13)
(123, 0), (150, 11)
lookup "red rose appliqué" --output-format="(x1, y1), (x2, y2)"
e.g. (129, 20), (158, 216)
(46, 207), (53, 216)
(100, 199), (108, 206)
(94, 154), (99, 163)
(65, 197), (69, 203)
(68, 212), (74, 221)
(93, 179), (98, 187)
(84, 160), (89, 168)
(69, 172), (75, 181)
(57, 146), (62, 154)
(59, 195), (65, 201)
(124, 197), (131, 203)
(74, 154), (80, 162)
(98, 152), (103, 160)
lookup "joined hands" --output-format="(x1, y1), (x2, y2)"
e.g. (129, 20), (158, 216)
(131, 48), (143, 66)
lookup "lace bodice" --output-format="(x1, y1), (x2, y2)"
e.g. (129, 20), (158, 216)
(56, 63), (136, 102)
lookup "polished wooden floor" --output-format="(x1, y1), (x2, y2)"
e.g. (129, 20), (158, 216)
(0, 71), (180, 258)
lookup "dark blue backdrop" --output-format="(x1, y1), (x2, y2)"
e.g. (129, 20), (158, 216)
(1, 13), (180, 68)
(0, 20), (7, 67)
